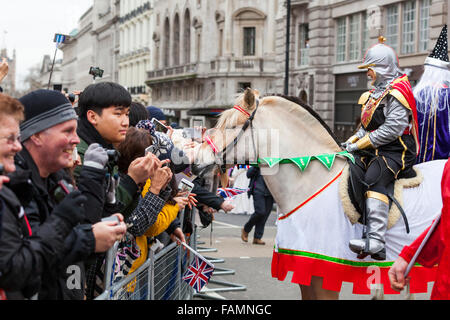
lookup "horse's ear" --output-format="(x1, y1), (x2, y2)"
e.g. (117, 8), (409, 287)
(244, 88), (255, 110)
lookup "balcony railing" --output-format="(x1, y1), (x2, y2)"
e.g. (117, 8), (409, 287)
(147, 57), (275, 81)
(147, 63), (198, 79)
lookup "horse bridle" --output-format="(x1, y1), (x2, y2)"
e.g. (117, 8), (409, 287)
(207, 99), (260, 174)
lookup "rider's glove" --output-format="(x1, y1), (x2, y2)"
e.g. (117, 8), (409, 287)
(346, 143), (359, 153)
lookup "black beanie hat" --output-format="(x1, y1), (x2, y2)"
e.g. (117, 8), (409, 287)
(19, 89), (78, 142)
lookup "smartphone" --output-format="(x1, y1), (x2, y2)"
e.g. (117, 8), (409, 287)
(193, 119), (203, 129)
(0, 163), (4, 175)
(102, 215), (120, 226)
(145, 145), (157, 155)
(183, 128), (202, 140)
(151, 118), (168, 134)
(178, 178), (194, 198)
(72, 147), (78, 162)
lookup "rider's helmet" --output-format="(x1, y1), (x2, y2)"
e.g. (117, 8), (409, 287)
(358, 36), (402, 88)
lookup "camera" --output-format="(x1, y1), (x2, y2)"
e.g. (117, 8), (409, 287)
(104, 149), (120, 173)
(101, 215), (120, 226)
(52, 180), (75, 204)
(68, 93), (76, 103)
(89, 67), (104, 80)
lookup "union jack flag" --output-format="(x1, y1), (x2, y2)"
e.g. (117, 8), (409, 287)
(216, 187), (249, 200)
(182, 256), (215, 292)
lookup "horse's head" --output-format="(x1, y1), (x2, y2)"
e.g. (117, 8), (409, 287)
(191, 88), (260, 177)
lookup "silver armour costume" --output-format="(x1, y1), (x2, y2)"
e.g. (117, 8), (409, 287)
(345, 38), (419, 260)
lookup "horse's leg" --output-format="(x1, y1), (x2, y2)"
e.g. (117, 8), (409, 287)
(299, 284), (316, 300)
(371, 284), (385, 300)
(310, 276), (340, 300)
(299, 277), (339, 300)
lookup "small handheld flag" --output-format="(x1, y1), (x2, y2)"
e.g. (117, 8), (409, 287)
(178, 239), (215, 293)
(217, 187), (249, 200)
(182, 255), (215, 293)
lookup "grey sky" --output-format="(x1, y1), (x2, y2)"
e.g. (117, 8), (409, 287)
(0, 0), (93, 90)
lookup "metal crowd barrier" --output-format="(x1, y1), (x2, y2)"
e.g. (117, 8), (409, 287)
(96, 227), (196, 300)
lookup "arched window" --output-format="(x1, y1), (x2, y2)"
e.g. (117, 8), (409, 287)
(184, 9), (191, 64)
(173, 13), (180, 65)
(164, 18), (170, 67)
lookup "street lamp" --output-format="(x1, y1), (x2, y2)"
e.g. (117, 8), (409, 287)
(284, 0), (291, 95)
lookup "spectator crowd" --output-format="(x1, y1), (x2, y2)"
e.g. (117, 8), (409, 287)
(0, 59), (235, 300)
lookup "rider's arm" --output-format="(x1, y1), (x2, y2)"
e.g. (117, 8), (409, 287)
(368, 96), (410, 148)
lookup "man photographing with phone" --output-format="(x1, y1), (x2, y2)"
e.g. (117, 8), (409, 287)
(4, 90), (127, 300)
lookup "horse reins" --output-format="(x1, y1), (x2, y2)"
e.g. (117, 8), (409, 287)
(205, 100), (260, 174)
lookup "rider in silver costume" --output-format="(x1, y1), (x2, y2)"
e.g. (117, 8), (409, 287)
(343, 37), (419, 260)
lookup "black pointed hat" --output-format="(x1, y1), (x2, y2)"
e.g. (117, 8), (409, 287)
(429, 25), (449, 61)
(425, 25), (450, 68)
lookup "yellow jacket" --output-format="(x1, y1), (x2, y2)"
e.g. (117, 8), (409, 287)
(128, 179), (179, 275)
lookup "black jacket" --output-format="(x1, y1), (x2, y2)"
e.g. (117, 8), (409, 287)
(10, 147), (96, 300)
(0, 185), (79, 300)
(247, 167), (272, 197)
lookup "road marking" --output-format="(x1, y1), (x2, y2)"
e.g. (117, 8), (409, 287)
(212, 220), (241, 229)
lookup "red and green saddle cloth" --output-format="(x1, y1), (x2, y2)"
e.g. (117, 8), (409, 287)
(361, 74), (420, 155)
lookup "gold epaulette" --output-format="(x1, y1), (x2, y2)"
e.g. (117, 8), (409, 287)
(389, 88), (412, 111)
(358, 91), (372, 105)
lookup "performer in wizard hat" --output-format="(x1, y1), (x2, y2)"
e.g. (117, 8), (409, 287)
(342, 36), (419, 260)
(414, 25), (450, 163)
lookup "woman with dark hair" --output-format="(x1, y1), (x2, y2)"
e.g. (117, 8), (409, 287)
(128, 102), (149, 127)
(115, 127), (197, 276)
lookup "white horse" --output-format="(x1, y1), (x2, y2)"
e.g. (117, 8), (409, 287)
(189, 88), (444, 300)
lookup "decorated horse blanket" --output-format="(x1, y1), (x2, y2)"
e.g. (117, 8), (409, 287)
(272, 160), (446, 294)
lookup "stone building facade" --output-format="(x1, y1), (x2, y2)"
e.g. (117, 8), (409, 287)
(61, 0), (120, 92)
(118, 0), (153, 105)
(146, 0), (279, 127)
(0, 47), (16, 96)
(278, 0), (449, 141)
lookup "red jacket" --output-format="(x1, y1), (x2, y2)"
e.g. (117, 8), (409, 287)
(399, 159), (450, 300)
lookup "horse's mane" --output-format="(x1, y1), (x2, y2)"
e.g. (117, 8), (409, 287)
(264, 94), (341, 145)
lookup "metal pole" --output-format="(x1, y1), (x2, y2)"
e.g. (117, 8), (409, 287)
(47, 45), (58, 90)
(284, 0), (291, 95)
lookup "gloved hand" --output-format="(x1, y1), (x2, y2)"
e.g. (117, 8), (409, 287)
(340, 141), (350, 149)
(106, 174), (120, 204)
(52, 190), (87, 227)
(346, 143), (359, 153)
(84, 143), (108, 170)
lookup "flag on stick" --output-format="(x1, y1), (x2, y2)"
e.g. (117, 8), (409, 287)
(217, 187), (249, 200)
(405, 212), (442, 278)
(180, 241), (215, 293)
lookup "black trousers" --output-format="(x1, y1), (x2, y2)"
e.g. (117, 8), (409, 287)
(363, 156), (400, 196)
(244, 193), (274, 239)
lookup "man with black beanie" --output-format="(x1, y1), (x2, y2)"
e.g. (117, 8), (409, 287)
(9, 89), (126, 300)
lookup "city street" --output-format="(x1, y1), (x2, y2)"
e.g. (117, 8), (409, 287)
(195, 210), (433, 301)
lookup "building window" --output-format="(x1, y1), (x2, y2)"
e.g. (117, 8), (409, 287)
(184, 9), (191, 64)
(386, 5), (399, 52)
(349, 14), (360, 61)
(297, 24), (309, 66)
(243, 27), (256, 56)
(336, 17), (346, 62)
(173, 14), (180, 66)
(419, 0), (431, 52)
(402, 0), (416, 54)
(361, 13), (368, 57)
